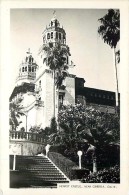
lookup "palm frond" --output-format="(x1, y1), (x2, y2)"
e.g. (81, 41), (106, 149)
(98, 9), (120, 48)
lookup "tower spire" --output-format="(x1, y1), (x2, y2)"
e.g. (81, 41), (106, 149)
(26, 48), (32, 55)
(53, 10), (56, 19)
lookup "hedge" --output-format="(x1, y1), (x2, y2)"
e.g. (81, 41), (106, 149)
(48, 152), (80, 180)
(81, 165), (120, 183)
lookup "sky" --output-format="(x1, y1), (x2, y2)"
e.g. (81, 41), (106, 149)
(10, 9), (120, 92)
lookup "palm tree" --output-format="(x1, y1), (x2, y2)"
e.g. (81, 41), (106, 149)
(98, 9), (120, 108)
(9, 98), (24, 131)
(39, 42), (70, 118)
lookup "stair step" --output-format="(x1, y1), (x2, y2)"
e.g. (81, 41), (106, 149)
(17, 164), (52, 167)
(25, 178), (68, 182)
(18, 175), (65, 179)
(18, 165), (55, 168)
(17, 156), (47, 159)
(10, 155), (69, 188)
(17, 167), (56, 170)
(18, 172), (62, 176)
(18, 164), (56, 167)
(16, 159), (51, 163)
(17, 158), (49, 160)
(18, 166), (57, 169)
(18, 168), (58, 171)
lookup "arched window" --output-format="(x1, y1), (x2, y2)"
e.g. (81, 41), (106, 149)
(59, 33), (61, 40)
(22, 67), (24, 72)
(47, 33), (50, 39)
(59, 93), (64, 105)
(51, 32), (53, 39)
(63, 34), (66, 43)
(29, 56), (32, 63)
(67, 56), (69, 64)
(29, 66), (31, 72)
(32, 67), (34, 72)
(56, 32), (58, 39)
(55, 20), (57, 27)
(25, 67), (27, 71)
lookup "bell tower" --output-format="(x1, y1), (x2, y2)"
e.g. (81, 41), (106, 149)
(16, 49), (38, 86)
(35, 12), (75, 127)
(38, 11), (70, 70)
(42, 11), (66, 45)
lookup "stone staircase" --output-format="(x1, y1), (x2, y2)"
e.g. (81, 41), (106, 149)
(10, 155), (69, 188)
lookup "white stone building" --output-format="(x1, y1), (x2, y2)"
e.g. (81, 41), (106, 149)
(10, 15), (76, 131)
(10, 14), (117, 132)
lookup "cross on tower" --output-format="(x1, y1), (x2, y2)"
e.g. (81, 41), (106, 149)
(26, 48), (32, 55)
(53, 10), (56, 19)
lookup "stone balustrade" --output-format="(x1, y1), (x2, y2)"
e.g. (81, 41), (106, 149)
(9, 131), (45, 144)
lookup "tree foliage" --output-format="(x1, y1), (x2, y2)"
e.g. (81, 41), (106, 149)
(9, 98), (24, 131)
(98, 9), (120, 107)
(98, 9), (120, 49)
(57, 103), (120, 170)
(39, 42), (70, 88)
(29, 125), (42, 133)
(82, 165), (120, 183)
(58, 103), (120, 148)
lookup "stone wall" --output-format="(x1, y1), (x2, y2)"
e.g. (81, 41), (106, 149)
(45, 70), (54, 126)
(64, 75), (75, 105)
(9, 140), (45, 156)
(36, 69), (54, 128)
(35, 70), (76, 127)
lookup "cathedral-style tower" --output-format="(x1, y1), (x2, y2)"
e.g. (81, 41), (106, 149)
(42, 14), (66, 45)
(35, 13), (75, 128)
(16, 49), (38, 86)
(38, 12), (70, 70)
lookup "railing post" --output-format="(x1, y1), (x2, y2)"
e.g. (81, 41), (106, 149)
(13, 155), (16, 171)
(26, 133), (29, 140)
(9, 131), (45, 144)
(16, 132), (18, 139)
(18, 132), (20, 139)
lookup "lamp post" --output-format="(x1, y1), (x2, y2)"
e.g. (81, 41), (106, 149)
(77, 150), (82, 169)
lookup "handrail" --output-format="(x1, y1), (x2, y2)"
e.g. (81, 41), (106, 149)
(9, 131), (45, 144)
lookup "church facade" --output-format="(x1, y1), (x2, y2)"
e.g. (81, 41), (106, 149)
(10, 15), (117, 132)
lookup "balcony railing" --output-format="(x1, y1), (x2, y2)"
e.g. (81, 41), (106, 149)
(9, 131), (45, 144)
(16, 74), (36, 81)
